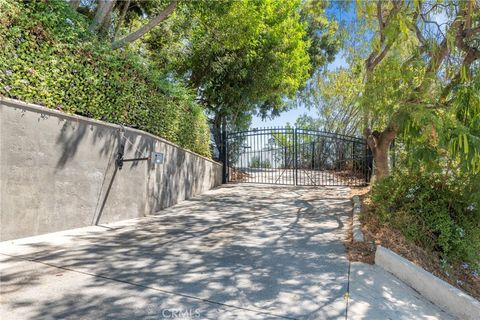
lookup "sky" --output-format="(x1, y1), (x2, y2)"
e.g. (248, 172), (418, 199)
(250, 2), (353, 129)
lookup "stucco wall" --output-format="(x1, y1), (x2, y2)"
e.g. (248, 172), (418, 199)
(0, 97), (222, 241)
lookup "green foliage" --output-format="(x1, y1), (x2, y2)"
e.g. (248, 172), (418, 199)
(147, 0), (339, 132)
(354, 1), (480, 174)
(394, 70), (480, 175)
(297, 0), (480, 277)
(250, 156), (271, 169)
(300, 0), (339, 71)
(298, 68), (363, 135)
(372, 169), (480, 268)
(0, 0), (211, 157)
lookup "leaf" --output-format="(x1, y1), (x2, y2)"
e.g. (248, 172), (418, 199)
(463, 134), (469, 154)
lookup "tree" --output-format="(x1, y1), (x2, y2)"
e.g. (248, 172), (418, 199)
(88, 0), (116, 34)
(300, 0), (341, 71)
(355, 0), (480, 181)
(112, 0), (178, 49)
(77, 0), (178, 47)
(298, 68), (363, 136)
(69, 0), (81, 10)
(295, 0), (479, 181)
(147, 0), (339, 148)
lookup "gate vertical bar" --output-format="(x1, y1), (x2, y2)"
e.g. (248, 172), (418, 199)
(284, 143), (287, 185)
(225, 127), (372, 187)
(311, 141), (315, 170)
(391, 139), (396, 170)
(352, 140), (356, 185)
(221, 121), (228, 184)
(294, 128), (298, 186)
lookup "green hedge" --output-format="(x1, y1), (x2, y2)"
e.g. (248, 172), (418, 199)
(0, 0), (211, 157)
(371, 169), (480, 269)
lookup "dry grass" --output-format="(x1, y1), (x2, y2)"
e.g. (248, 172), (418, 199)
(228, 168), (251, 182)
(345, 187), (480, 301)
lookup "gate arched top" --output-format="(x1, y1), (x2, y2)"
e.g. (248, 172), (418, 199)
(227, 127), (365, 143)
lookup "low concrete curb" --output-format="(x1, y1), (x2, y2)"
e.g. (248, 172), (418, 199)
(352, 195), (364, 242)
(375, 245), (480, 320)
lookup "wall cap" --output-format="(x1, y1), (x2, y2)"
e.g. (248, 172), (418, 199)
(375, 245), (480, 320)
(352, 195), (364, 242)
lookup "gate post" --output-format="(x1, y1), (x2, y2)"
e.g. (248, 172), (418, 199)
(221, 121), (228, 184)
(365, 144), (373, 183)
(311, 141), (315, 170)
(352, 141), (356, 173)
(294, 128), (298, 186)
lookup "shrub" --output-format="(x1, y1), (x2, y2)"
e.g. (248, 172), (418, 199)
(250, 156), (262, 168)
(0, 0), (211, 157)
(371, 169), (480, 269)
(250, 156), (271, 169)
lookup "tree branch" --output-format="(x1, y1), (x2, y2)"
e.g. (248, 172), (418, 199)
(112, 1), (178, 49)
(420, 15), (447, 39)
(377, 1), (384, 43)
(114, 0), (130, 41)
(465, 26), (480, 38)
(372, 42), (393, 69)
(427, 1), (480, 106)
(438, 48), (480, 103)
(365, 0), (402, 73)
(412, 7), (429, 49)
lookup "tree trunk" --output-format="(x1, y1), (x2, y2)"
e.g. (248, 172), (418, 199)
(365, 123), (397, 182)
(112, 0), (178, 49)
(69, 0), (81, 10)
(212, 113), (224, 158)
(98, 4), (114, 37)
(113, 0), (130, 41)
(89, 0), (116, 34)
(371, 142), (390, 181)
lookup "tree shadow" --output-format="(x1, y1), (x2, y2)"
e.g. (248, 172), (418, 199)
(3, 104), (222, 240)
(1, 185), (352, 319)
(347, 262), (454, 319)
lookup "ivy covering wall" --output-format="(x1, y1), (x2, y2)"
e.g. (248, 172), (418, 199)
(0, 0), (211, 158)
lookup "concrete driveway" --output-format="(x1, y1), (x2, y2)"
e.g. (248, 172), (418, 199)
(0, 184), (452, 319)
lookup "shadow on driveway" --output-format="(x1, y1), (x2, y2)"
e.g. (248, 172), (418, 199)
(0, 184), (352, 319)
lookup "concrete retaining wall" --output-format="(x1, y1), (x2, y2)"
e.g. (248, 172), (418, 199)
(0, 97), (222, 241)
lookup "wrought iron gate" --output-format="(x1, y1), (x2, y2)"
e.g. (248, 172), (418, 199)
(223, 127), (372, 186)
